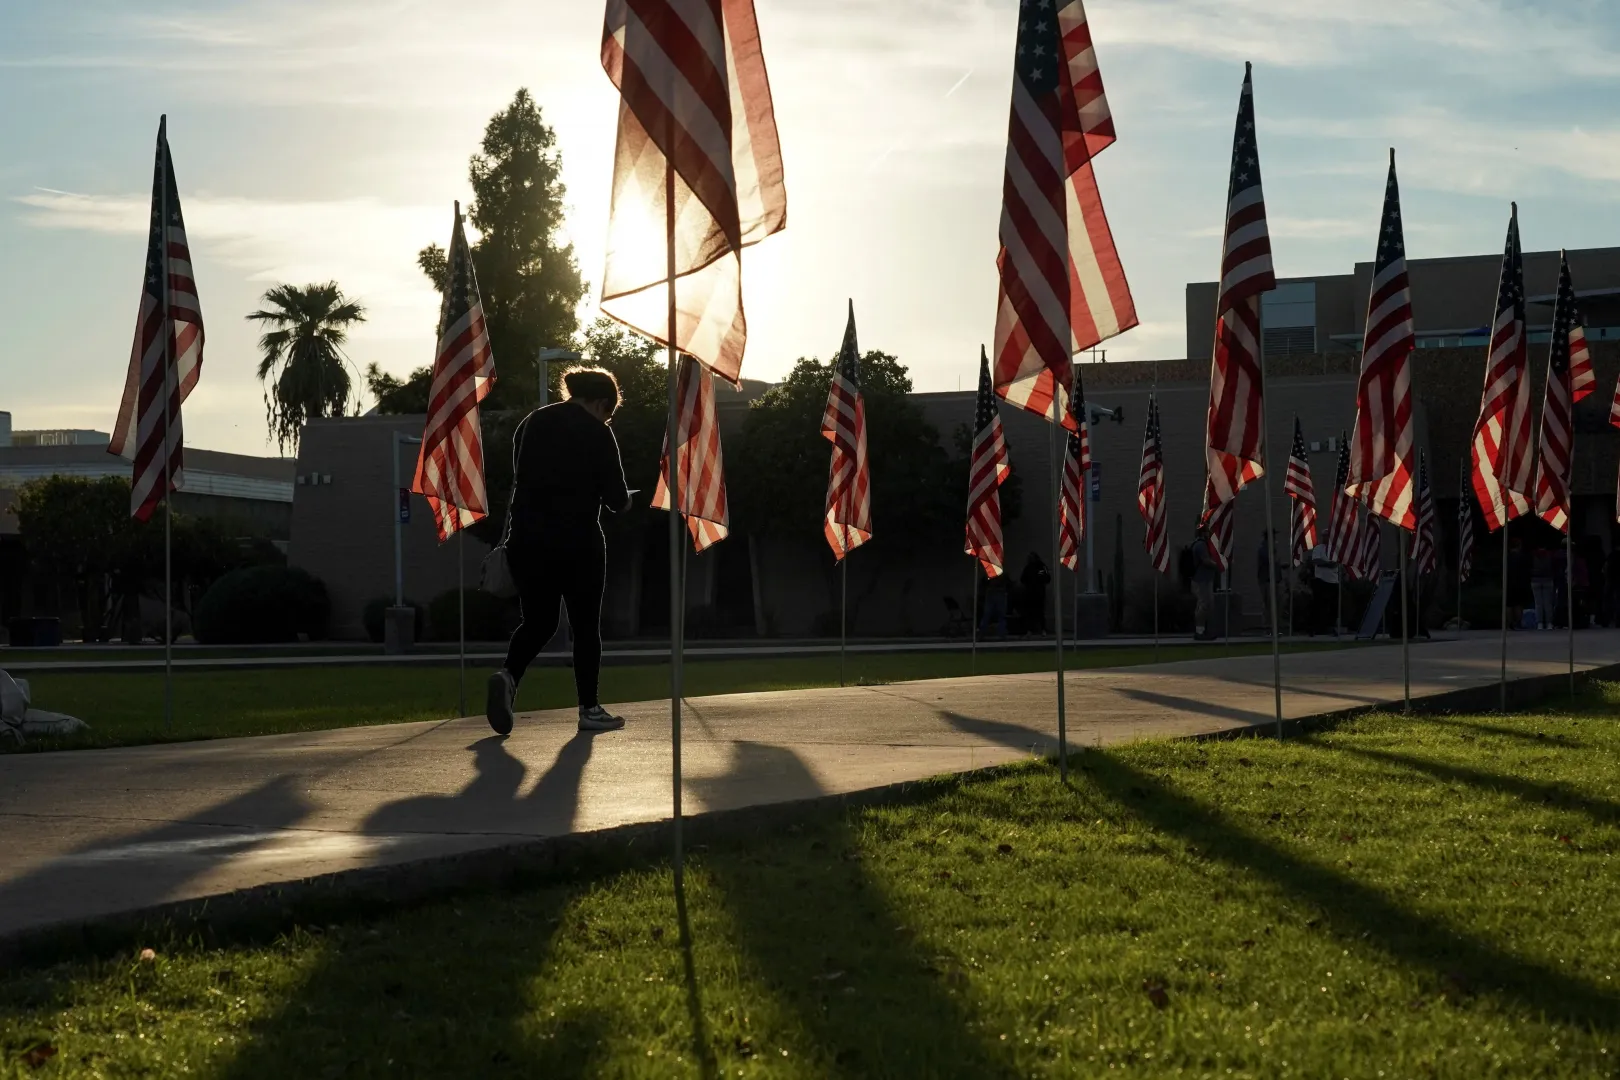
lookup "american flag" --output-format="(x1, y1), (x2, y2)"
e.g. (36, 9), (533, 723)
(1469, 205), (1534, 532)
(413, 204), (496, 541)
(653, 354), (729, 551)
(1533, 251), (1583, 534)
(599, 0), (786, 385)
(992, 0), (1136, 426)
(1137, 394), (1169, 574)
(823, 302), (872, 560)
(1352, 507), (1382, 581)
(1458, 467), (1475, 582)
(1324, 435), (1360, 568)
(1059, 365), (1091, 572)
(1284, 417), (1317, 565)
(1611, 368), (1620, 522)
(1202, 64), (1275, 537)
(965, 347), (1012, 578)
(109, 116), (204, 522)
(1411, 449), (1438, 576)
(1345, 149), (1415, 528)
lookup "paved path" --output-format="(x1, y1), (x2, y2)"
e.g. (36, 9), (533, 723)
(2, 632), (1613, 940)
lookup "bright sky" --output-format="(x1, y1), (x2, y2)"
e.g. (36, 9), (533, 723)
(2, 1), (1617, 458)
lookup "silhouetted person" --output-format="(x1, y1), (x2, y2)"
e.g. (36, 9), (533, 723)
(979, 573), (1009, 640)
(487, 367), (632, 736)
(1020, 552), (1051, 636)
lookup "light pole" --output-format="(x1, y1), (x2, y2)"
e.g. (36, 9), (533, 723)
(537, 347), (581, 408)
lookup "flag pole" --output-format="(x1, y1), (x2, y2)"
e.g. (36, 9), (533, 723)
(1566, 522), (1574, 694)
(1258, 348), (1283, 739)
(840, 556), (847, 687)
(970, 563), (978, 675)
(458, 529), (466, 717)
(1400, 526), (1410, 712)
(159, 116), (174, 732)
(1499, 521), (1508, 712)
(664, 156), (685, 887)
(1050, 397), (1067, 782)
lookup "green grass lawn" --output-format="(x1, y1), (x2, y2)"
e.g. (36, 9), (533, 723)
(4, 641), (1349, 753)
(4, 689), (1617, 1077)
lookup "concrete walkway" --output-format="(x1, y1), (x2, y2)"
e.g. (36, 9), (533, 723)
(2, 631), (1613, 941)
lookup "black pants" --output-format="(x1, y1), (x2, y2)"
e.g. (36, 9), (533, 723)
(503, 535), (605, 708)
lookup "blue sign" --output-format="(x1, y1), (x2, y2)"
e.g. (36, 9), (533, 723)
(1088, 462), (1101, 501)
(398, 488), (411, 524)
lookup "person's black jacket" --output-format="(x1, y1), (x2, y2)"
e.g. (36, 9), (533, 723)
(507, 401), (630, 544)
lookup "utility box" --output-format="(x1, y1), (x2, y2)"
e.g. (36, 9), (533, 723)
(1073, 592), (1111, 639)
(383, 607), (416, 655)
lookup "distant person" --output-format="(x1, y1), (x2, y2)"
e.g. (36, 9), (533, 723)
(1531, 544), (1555, 630)
(487, 367), (632, 736)
(1307, 543), (1340, 637)
(1020, 552), (1051, 636)
(1507, 536), (1532, 630)
(1187, 524), (1219, 641)
(1256, 529), (1280, 632)
(979, 573), (1009, 640)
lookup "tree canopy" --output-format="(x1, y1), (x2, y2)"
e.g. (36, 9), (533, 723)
(410, 88), (587, 413)
(247, 282), (366, 452)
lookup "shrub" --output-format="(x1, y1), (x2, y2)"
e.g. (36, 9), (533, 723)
(428, 588), (515, 642)
(362, 597), (426, 644)
(194, 566), (330, 644)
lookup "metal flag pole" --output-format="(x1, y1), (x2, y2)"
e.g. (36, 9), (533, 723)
(158, 116), (174, 732)
(1257, 349), (1283, 739)
(1566, 522), (1574, 694)
(458, 529), (466, 717)
(1499, 521), (1508, 712)
(840, 557), (848, 687)
(970, 563), (978, 674)
(1458, 456), (1467, 636)
(664, 157), (685, 887)
(1050, 402), (1067, 781)
(1400, 527), (1410, 712)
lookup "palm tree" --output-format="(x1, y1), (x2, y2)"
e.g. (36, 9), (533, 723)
(247, 282), (367, 452)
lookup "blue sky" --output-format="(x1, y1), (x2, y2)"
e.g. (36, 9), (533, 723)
(1, 0), (1616, 456)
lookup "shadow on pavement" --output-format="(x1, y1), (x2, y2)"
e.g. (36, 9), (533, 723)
(0, 776), (312, 942)
(1080, 749), (1620, 1032)
(691, 740), (1018, 1078)
(1111, 686), (1275, 728)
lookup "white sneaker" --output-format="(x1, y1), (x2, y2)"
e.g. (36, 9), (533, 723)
(486, 670), (515, 735)
(578, 705), (625, 732)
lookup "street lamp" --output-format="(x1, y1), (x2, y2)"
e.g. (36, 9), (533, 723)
(537, 347), (582, 407)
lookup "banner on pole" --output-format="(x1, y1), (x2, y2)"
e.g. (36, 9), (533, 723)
(398, 488), (411, 524)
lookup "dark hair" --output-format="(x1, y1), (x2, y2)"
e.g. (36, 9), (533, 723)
(561, 367), (622, 411)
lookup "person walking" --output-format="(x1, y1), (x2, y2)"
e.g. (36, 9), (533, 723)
(1187, 524), (1219, 641)
(979, 573), (1010, 640)
(486, 367), (633, 735)
(1020, 552), (1051, 636)
(1531, 544), (1555, 630)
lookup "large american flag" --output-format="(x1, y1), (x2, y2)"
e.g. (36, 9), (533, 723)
(1137, 394), (1169, 574)
(1611, 370), (1620, 522)
(1202, 64), (1275, 536)
(109, 117), (204, 522)
(1458, 467), (1476, 582)
(823, 302), (872, 560)
(1345, 150), (1415, 528)
(413, 205), (496, 541)
(1324, 435), (1360, 568)
(965, 347), (1012, 578)
(1411, 449), (1439, 576)
(1469, 205), (1534, 532)
(599, 0), (786, 385)
(1284, 417), (1317, 566)
(1533, 251), (1584, 534)
(1059, 365), (1091, 572)
(993, 0), (1136, 425)
(653, 354), (729, 551)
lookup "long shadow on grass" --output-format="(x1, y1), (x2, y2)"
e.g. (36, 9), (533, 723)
(1425, 714), (1591, 746)
(692, 740), (1018, 1078)
(1080, 750), (1620, 1031)
(1335, 744), (1620, 827)
(216, 736), (614, 1077)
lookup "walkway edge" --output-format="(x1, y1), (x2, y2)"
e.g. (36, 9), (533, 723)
(6, 659), (1616, 967)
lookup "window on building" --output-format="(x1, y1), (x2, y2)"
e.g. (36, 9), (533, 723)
(1262, 282), (1316, 356)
